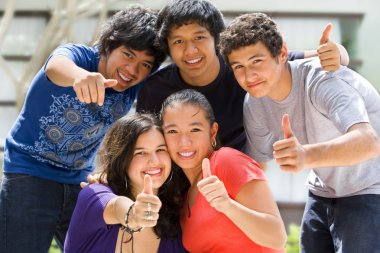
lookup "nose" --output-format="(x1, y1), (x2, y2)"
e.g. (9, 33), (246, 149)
(179, 133), (191, 147)
(245, 66), (257, 82)
(184, 41), (198, 55)
(148, 152), (160, 165)
(126, 62), (138, 77)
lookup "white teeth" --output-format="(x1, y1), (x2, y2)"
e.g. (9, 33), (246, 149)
(179, 152), (194, 157)
(144, 169), (161, 175)
(119, 71), (132, 82)
(186, 58), (202, 64)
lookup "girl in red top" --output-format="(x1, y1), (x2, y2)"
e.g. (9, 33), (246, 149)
(160, 89), (287, 253)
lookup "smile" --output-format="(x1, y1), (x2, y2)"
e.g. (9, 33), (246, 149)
(143, 168), (162, 175)
(185, 57), (202, 65)
(178, 151), (196, 159)
(118, 71), (133, 82)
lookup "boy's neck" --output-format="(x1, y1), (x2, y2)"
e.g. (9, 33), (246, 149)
(268, 62), (292, 102)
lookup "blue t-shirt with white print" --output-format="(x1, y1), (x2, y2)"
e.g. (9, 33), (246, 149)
(3, 44), (140, 184)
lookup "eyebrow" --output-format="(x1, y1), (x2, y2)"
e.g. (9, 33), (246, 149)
(169, 28), (209, 40)
(230, 53), (265, 66)
(163, 121), (204, 129)
(135, 144), (167, 150)
(126, 47), (154, 66)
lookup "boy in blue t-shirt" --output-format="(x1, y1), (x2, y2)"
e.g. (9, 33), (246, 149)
(0, 5), (165, 253)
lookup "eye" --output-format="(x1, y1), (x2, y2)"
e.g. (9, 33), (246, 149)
(142, 62), (153, 70)
(124, 51), (133, 59)
(253, 59), (262, 64)
(134, 151), (146, 156)
(157, 147), (168, 152)
(166, 129), (177, 134)
(232, 65), (243, 71)
(173, 39), (183, 45)
(195, 36), (205, 41)
(190, 128), (201, 132)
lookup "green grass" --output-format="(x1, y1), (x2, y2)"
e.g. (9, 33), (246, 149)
(286, 223), (301, 253)
(49, 239), (61, 253)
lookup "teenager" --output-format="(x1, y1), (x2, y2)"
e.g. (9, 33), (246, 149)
(160, 89), (287, 252)
(0, 5), (165, 252)
(219, 12), (380, 253)
(64, 113), (186, 253)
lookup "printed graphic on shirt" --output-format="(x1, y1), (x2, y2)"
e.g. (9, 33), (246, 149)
(20, 93), (131, 170)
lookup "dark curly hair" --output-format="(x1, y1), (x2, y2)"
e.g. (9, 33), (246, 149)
(156, 0), (225, 56)
(220, 12), (283, 64)
(97, 113), (185, 238)
(95, 4), (166, 72)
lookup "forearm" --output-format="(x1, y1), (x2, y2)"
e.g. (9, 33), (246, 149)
(46, 55), (89, 87)
(304, 123), (380, 168)
(104, 196), (135, 226)
(223, 199), (286, 249)
(303, 49), (318, 58)
(337, 43), (349, 66)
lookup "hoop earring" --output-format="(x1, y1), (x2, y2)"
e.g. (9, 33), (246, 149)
(163, 170), (173, 185)
(211, 138), (216, 150)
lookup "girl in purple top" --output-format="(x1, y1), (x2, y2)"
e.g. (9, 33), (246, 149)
(64, 113), (187, 253)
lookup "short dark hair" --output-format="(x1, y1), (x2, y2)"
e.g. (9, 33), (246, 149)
(220, 12), (283, 64)
(97, 113), (182, 238)
(156, 0), (225, 55)
(96, 4), (166, 72)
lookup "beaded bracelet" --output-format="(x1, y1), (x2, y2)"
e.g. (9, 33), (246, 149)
(123, 203), (143, 235)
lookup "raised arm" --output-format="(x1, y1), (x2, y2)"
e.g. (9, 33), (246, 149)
(304, 23), (349, 70)
(46, 55), (117, 106)
(273, 115), (380, 172)
(197, 159), (287, 250)
(303, 122), (380, 168)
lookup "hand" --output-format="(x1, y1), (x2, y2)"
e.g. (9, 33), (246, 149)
(317, 23), (341, 71)
(80, 173), (106, 188)
(197, 158), (231, 213)
(72, 72), (117, 106)
(130, 175), (162, 228)
(273, 114), (306, 173)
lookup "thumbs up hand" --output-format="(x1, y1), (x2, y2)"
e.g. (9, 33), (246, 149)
(142, 173), (154, 195)
(197, 158), (231, 213)
(273, 114), (306, 173)
(132, 174), (162, 228)
(317, 23), (342, 71)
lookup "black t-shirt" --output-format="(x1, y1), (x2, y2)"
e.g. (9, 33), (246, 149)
(136, 52), (303, 151)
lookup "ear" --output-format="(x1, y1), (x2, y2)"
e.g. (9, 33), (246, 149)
(211, 122), (219, 141)
(280, 43), (288, 64)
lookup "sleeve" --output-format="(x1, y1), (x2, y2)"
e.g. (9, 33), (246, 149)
(212, 148), (266, 199)
(44, 44), (95, 70)
(288, 51), (305, 61)
(243, 97), (276, 162)
(69, 184), (117, 233)
(310, 76), (369, 133)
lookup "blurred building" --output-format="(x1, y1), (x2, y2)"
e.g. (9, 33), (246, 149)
(1, 0), (379, 229)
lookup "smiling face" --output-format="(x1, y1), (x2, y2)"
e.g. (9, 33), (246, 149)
(167, 22), (220, 86)
(127, 128), (171, 194)
(228, 42), (290, 101)
(100, 46), (155, 92)
(162, 103), (218, 177)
